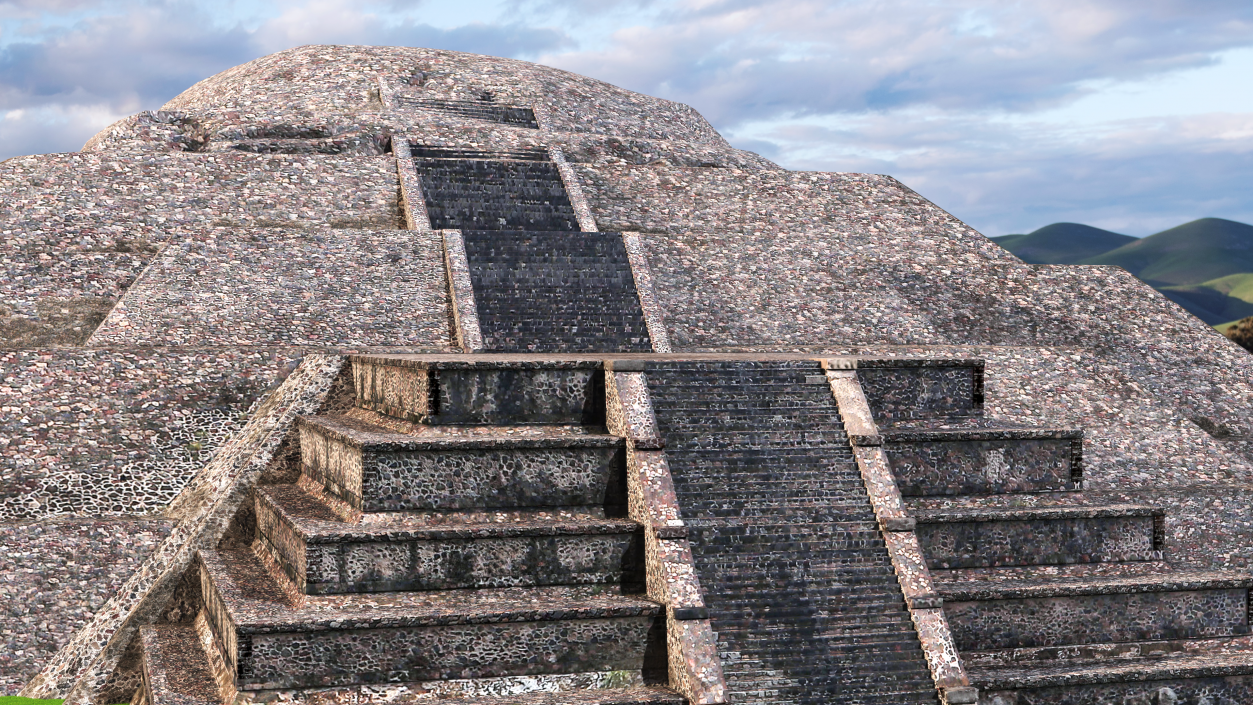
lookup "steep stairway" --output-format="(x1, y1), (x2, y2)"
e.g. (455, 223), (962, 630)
(397, 96), (540, 128)
(858, 359), (1253, 704)
(462, 230), (652, 352)
(412, 145), (652, 352)
(643, 360), (941, 705)
(133, 358), (679, 705)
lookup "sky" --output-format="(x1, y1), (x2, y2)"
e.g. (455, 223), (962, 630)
(1, 0), (1251, 237)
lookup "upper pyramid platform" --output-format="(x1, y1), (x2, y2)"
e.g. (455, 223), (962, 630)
(81, 45), (777, 171)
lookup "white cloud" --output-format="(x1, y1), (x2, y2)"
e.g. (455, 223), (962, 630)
(0, 101), (127, 158)
(0, 0), (1251, 236)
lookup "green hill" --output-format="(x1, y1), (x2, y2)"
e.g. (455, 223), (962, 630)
(1078, 218), (1253, 286)
(993, 218), (1253, 326)
(1161, 272), (1253, 326)
(991, 223), (1136, 264)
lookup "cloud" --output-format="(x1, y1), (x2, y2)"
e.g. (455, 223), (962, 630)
(0, 0), (570, 157)
(744, 109), (1253, 236)
(538, 0), (1253, 127)
(0, 102), (126, 158)
(0, 3), (256, 112)
(253, 0), (569, 58)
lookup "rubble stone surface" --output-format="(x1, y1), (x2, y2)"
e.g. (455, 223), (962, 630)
(4, 43), (1253, 705)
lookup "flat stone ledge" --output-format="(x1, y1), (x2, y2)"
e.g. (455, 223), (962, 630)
(297, 414), (625, 451)
(940, 570), (1253, 602)
(880, 428), (1083, 442)
(259, 484), (641, 543)
(971, 651), (1253, 691)
(202, 548), (661, 632)
(350, 355), (605, 371)
(914, 504), (1164, 523)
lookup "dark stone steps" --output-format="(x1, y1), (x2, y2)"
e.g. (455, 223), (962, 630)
(644, 360), (938, 703)
(463, 231), (652, 353)
(255, 484), (646, 594)
(427, 687), (687, 705)
(415, 157), (576, 231)
(399, 99), (539, 128)
(200, 548), (665, 691)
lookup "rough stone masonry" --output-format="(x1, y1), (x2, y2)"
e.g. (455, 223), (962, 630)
(4, 44), (1253, 705)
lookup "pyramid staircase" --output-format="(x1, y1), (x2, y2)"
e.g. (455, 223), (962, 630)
(410, 145), (652, 353)
(856, 359), (1253, 704)
(132, 359), (682, 705)
(642, 360), (942, 705)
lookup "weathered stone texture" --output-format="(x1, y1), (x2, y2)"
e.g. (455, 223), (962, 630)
(87, 229), (451, 348)
(0, 349), (296, 520)
(0, 518), (172, 692)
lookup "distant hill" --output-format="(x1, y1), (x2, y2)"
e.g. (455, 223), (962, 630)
(994, 218), (1253, 326)
(1159, 273), (1253, 326)
(991, 223), (1136, 264)
(1078, 218), (1253, 286)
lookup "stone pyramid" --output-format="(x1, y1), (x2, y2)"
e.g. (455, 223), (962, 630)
(4, 44), (1253, 705)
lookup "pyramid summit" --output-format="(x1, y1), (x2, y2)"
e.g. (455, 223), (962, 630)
(5, 44), (1253, 705)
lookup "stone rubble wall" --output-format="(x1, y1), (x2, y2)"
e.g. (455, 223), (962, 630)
(0, 152), (401, 341)
(19, 356), (344, 704)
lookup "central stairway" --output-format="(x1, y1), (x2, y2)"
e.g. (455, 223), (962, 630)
(134, 359), (679, 705)
(643, 360), (941, 705)
(411, 145), (652, 352)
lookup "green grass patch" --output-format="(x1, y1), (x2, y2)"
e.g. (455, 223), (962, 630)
(1215, 318), (1246, 331)
(0, 698), (64, 705)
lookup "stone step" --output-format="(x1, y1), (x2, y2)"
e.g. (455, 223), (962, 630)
(297, 414), (626, 514)
(659, 427), (850, 439)
(642, 360), (825, 372)
(715, 635), (929, 659)
(698, 562), (899, 581)
(351, 357), (605, 425)
(940, 570), (1253, 652)
(461, 231), (653, 353)
(931, 560), (1176, 585)
(711, 608), (914, 630)
(856, 358), (985, 426)
(135, 623), (225, 705)
(962, 634), (1253, 670)
(255, 484), (646, 595)
(642, 359), (938, 700)
(879, 427), (1084, 496)
(400, 99), (540, 128)
(707, 590), (911, 615)
(969, 649), (1253, 702)
(410, 145), (550, 161)
(234, 683), (684, 705)
(199, 548), (665, 692)
(680, 505), (881, 520)
(719, 687), (937, 705)
(914, 503), (1165, 570)
(409, 687), (686, 705)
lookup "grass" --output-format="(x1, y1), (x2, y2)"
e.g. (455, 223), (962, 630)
(1216, 318), (1246, 332)
(0, 699), (126, 705)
